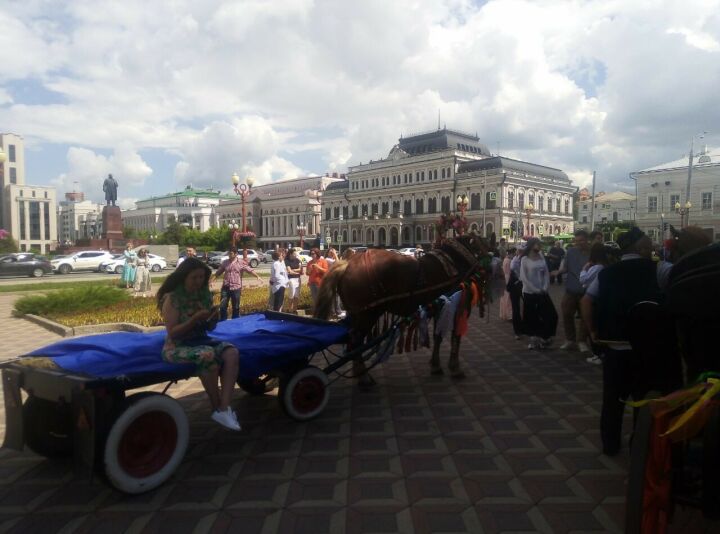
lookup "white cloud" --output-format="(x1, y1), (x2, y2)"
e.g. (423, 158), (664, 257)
(53, 144), (152, 203)
(2, 0), (720, 195)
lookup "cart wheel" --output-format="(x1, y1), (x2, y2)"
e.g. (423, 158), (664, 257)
(23, 397), (73, 458)
(238, 376), (279, 396)
(279, 366), (329, 421)
(103, 392), (188, 494)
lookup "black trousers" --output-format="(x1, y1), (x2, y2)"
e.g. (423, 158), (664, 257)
(272, 287), (285, 311)
(600, 348), (640, 455)
(521, 292), (558, 339)
(509, 283), (523, 336)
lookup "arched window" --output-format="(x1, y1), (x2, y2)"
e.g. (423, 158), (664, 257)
(485, 222), (494, 237)
(518, 192), (525, 210)
(507, 190), (514, 209)
(415, 226), (422, 242)
(470, 193), (481, 210)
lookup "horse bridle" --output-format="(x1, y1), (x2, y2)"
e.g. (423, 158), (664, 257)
(441, 238), (482, 273)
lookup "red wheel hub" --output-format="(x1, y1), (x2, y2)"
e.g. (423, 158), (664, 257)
(291, 376), (325, 414)
(118, 411), (178, 478)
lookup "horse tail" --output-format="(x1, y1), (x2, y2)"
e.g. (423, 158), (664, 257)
(314, 260), (349, 320)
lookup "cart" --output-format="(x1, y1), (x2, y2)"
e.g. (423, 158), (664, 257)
(2, 311), (400, 494)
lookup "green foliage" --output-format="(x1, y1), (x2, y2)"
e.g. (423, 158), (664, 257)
(0, 234), (19, 253)
(26, 285), (313, 327)
(14, 285), (130, 317)
(159, 221), (187, 245)
(123, 226), (138, 239)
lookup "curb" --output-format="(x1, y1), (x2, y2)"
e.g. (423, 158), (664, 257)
(24, 314), (165, 337)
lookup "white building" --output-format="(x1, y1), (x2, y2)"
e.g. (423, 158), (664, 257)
(215, 174), (344, 249)
(322, 128), (575, 248)
(576, 191), (636, 229)
(122, 186), (235, 233)
(631, 146), (720, 242)
(57, 192), (105, 245)
(0, 133), (58, 253)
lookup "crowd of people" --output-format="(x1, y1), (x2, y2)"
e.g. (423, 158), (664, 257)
(495, 226), (713, 456)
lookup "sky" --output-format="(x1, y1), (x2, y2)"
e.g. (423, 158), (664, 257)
(1, 0), (719, 209)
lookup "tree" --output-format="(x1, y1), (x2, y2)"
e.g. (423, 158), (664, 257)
(159, 221), (187, 245)
(0, 229), (18, 253)
(122, 226), (138, 239)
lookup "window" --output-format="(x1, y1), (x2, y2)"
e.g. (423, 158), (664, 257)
(507, 191), (514, 210)
(440, 196), (450, 213)
(470, 193), (481, 210)
(382, 202), (389, 215)
(648, 196), (658, 213)
(404, 200), (412, 214)
(9, 167), (17, 183)
(415, 198), (424, 214)
(582, 216), (588, 223)
(325, 208), (331, 220)
(670, 194), (680, 209)
(352, 205), (358, 218)
(537, 196), (544, 212)
(565, 199), (570, 213)
(702, 192), (712, 210)
(441, 168), (445, 179)
(428, 198), (437, 213)
(333, 207), (340, 218)
(485, 191), (496, 209)
(582, 203), (588, 210)
(518, 192), (525, 210)
(9, 145), (16, 163)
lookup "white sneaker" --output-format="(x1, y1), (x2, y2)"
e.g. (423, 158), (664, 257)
(528, 337), (540, 350)
(560, 341), (576, 350)
(212, 407), (241, 431)
(586, 355), (602, 365)
(578, 342), (590, 353)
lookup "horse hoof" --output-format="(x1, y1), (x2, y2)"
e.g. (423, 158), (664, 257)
(430, 367), (444, 376)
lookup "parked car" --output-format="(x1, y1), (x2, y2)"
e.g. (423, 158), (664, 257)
(103, 253), (168, 274)
(51, 250), (115, 274)
(263, 249), (276, 263)
(0, 253), (53, 278)
(296, 249), (312, 264)
(208, 249), (261, 269)
(398, 247), (417, 257)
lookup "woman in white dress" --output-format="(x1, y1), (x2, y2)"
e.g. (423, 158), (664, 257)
(133, 248), (152, 297)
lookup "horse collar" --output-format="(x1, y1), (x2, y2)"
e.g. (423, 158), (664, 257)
(443, 239), (480, 270)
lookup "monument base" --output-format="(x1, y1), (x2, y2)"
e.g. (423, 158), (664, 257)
(102, 205), (123, 238)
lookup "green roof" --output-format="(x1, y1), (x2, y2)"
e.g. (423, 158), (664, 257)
(141, 187), (236, 202)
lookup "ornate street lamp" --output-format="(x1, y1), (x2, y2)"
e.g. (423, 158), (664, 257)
(525, 202), (535, 238)
(231, 173), (254, 259)
(338, 213), (344, 254)
(675, 200), (692, 229)
(456, 194), (469, 218)
(296, 222), (307, 249)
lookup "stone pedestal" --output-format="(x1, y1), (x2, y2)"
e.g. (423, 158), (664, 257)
(102, 206), (123, 241)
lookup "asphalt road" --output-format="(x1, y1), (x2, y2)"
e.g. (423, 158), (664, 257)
(0, 261), (273, 285)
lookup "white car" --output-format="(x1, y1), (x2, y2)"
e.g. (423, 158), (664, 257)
(296, 250), (312, 264)
(398, 247), (418, 257)
(210, 249), (261, 268)
(104, 254), (167, 274)
(51, 250), (115, 274)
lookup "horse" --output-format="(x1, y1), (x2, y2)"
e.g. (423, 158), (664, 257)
(314, 234), (492, 384)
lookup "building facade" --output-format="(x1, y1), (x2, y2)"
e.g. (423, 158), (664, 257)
(122, 186), (235, 233)
(1, 133), (58, 253)
(215, 174), (344, 250)
(321, 128), (575, 248)
(57, 192), (105, 245)
(575, 191), (636, 230)
(631, 146), (720, 242)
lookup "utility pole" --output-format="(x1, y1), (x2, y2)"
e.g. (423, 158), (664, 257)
(589, 171), (597, 232)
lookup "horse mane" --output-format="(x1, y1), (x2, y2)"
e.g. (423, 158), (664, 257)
(314, 260), (349, 320)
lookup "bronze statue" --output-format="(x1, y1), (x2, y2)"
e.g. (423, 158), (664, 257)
(103, 174), (118, 206)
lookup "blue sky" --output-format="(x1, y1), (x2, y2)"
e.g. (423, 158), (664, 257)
(2, 0), (719, 208)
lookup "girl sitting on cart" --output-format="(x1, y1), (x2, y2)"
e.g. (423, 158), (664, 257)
(157, 257), (242, 431)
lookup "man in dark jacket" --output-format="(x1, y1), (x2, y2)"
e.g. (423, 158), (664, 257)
(580, 227), (661, 456)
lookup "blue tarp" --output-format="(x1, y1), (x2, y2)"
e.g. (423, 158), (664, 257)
(28, 313), (349, 380)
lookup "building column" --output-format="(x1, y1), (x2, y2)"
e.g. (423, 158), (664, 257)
(39, 202), (46, 253)
(23, 200), (31, 246)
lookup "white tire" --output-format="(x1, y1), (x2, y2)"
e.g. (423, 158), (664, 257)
(103, 392), (189, 494)
(280, 366), (329, 421)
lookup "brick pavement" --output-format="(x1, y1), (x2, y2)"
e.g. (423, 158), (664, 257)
(0, 286), (715, 533)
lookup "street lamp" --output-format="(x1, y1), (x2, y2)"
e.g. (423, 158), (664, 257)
(455, 194), (469, 236)
(525, 202), (534, 238)
(675, 200), (692, 229)
(231, 173), (254, 260)
(338, 213), (344, 254)
(296, 222), (307, 249)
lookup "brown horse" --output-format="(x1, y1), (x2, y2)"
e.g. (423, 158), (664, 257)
(314, 234), (491, 383)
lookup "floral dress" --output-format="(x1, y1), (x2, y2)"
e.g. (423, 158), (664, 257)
(134, 256), (152, 293)
(161, 287), (234, 373)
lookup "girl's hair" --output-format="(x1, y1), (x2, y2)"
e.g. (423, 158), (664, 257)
(156, 257), (210, 309)
(310, 247), (320, 256)
(525, 237), (541, 253)
(589, 243), (609, 265)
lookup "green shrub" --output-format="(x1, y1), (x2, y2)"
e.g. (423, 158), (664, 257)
(14, 286), (130, 317)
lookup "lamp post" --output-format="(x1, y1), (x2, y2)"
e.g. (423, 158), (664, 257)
(675, 201), (692, 229)
(231, 173), (254, 260)
(525, 203), (534, 238)
(296, 222), (306, 249)
(456, 194), (469, 235)
(338, 213), (343, 254)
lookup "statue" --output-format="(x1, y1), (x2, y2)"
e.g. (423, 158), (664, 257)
(103, 174), (118, 206)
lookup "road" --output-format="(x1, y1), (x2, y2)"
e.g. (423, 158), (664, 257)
(0, 261), (273, 285)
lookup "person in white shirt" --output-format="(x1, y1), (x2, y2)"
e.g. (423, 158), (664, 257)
(269, 250), (289, 311)
(519, 238), (558, 350)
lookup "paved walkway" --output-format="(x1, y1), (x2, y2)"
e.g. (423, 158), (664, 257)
(0, 286), (714, 532)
